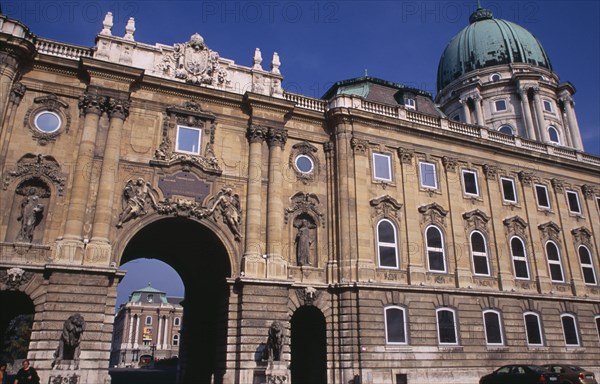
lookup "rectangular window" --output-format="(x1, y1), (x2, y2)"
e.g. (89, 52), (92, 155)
(534, 184), (550, 209)
(405, 98), (416, 110)
(494, 100), (507, 111)
(462, 169), (479, 196)
(419, 161), (437, 189)
(543, 100), (553, 112)
(501, 177), (517, 203)
(373, 153), (392, 182)
(566, 190), (581, 214)
(175, 125), (202, 155)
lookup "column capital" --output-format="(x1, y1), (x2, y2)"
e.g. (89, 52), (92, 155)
(267, 127), (288, 148)
(107, 97), (131, 120)
(246, 124), (267, 143)
(530, 86), (540, 95)
(78, 93), (107, 116)
(559, 95), (573, 105)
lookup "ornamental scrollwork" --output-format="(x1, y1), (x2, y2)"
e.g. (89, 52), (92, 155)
(503, 216), (528, 238)
(116, 178), (159, 228)
(418, 202), (448, 227)
(370, 195), (403, 220)
(4, 154), (66, 196)
(462, 209), (490, 230)
(284, 192), (324, 228)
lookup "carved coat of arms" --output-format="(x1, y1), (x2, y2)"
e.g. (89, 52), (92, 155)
(168, 32), (224, 86)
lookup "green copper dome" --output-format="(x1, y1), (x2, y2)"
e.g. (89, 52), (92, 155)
(437, 7), (552, 91)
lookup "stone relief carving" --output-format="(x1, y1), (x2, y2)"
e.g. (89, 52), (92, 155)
(551, 178), (564, 192)
(0, 267), (34, 290)
(296, 286), (321, 306)
(266, 321), (285, 362)
(442, 156), (459, 173)
(538, 221), (561, 240)
(462, 209), (490, 230)
(483, 164), (499, 180)
(294, 217), (315, 266)
(503, 216), (528, 238)
(571, 227), (592, 245)
(10, 81), (26, 105)
(205, 187), (243, 241)
(284, 192), (324, 227)
(581, 184), (597, 199)
(350, 137), (368, 153)
(4, 154), (66, 196)
(116, 178), (158, 228)
(53, 313), (85, 369)
(16, 186), (45, 243)
(397, 147), (414, 164)
(518, 171), (535, 186)
(418, 202), (448, 227)
(49, 373), (80, 384)
(370, 195), (403, 220)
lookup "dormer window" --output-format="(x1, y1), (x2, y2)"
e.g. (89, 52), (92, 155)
(405, 97), (416, 110)
(494, 100), (507, 112)
(147, 294), (153, 303)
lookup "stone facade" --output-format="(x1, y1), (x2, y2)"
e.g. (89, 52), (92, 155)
(0, 8), (599, 384)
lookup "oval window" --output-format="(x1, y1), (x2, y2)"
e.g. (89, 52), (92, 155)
(34, 111), (61, 133)
(295, 155), (314, 174)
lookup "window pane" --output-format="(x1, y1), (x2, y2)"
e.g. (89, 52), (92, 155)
(471, 232), (485, 253)
(501, 179), (516, 202)
(583, 267), (597, 285)
(578, 246), (592, 264)
(514, 260), (529, 278)
(420, 162), (436, 188)
(535, 185), (550, 208)
(567, 191), (581, 213)
(438, 310), (456, 343)
(525, 314), (542, 345)
(379, 246), (397, 268)
(378, 221), (395, 243)
(463, 171), (478, 195)
(499, 125), (513, 135)
(429, 251), (445, 272)
(373, 154), (391, 181)
(596, 317), (600, 340)
(511, 238), (525, 257)
(546, 243), (559, 261)
(386, 308), (406, 343)
(562, 316), (579, 345)
(548, 127), (560, 143)
(484, 312), (502, 344)
(474, 255), (489, 275)
(427, 227), (442, 249)
(495, 100), (507, 111)
(549, 264), (564, 282)
(543, 100), (553, 112)
(176, 126), (201, 154)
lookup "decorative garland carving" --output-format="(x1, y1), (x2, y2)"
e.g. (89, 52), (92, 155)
(418, 202), (448, 227)
(284, 192), (324, 227)
(0, 267), (34, 290)
(4, 153), (66, 196)
(370, 195), (403, 219)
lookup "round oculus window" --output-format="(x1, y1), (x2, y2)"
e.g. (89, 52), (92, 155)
(34, 111), (61, 133)
(295, 155), (314, 174)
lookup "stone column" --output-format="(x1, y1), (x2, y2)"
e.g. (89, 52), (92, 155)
(134, 315), (140, 349)
(244, 125), (266, 256)
(90, 97), (130, 244)
(127, 311), (134, 348)
(63, 93), (106, 241)
(265, 127), (287, 259)
(473, 95), (484, 126)
(560, 95), (584, 150)
(519, 87), (536, 140)
(531, 87), (549, 143)
(163, 317), (169, 348)
(459, 98), (471, 124)
(0, 53), (19, 129)
(157, 315), (163, 350)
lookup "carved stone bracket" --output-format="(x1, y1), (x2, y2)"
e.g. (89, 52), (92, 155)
(581, 184), (597, 199)
(418, 202), (448, 227)
(551, 178), (564, 193)
(397, 147), (414, 164)
(370, 195), (403, 220)
(0, 267), (34, 290)
(503, 216), (528, 238)
(462, 209), (490, 230)
(4, 153), (66, 196)
(518, 171), (535, 186)
(483, 164), (499, 181)
(295, 286), (321, 306)
(442, 156), (459, 173)
(10, 82), (26, 105)
(350, 137), (368, 153)
(284, 192), (324, 228)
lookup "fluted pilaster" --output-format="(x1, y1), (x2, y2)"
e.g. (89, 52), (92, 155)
(265, 126), (287, 257)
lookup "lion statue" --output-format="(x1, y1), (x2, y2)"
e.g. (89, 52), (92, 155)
(267, 320), (285, 362)
(53, 313), (85, 368)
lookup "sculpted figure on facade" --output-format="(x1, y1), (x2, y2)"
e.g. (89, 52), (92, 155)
(116, 178), (158, 227)
(53, 313), (85, 369)
(267, 321), (285, 362)
(207, 188), (242, 241)
(295, 218), (314, 266)
(16, 187), (45, 242)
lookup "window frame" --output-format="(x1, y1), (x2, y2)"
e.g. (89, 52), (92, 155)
(543, 99), (554, 113)
(494, 99), (507, 112)
(174, 317), (181, 326)
(560, 314), (580, 347)
(145, 316), (152, 326)
(566, 190), (582, 215)
(372, 152), (393, 182)
(461, 169), (480, 197)
(523, 312), (544, 346)
(482, 310), (504, 346)
(548, 126), (560, 144)
(534, 183), (551, 210)
(498, 125), (514, 135)
(376, 219), (399, 269)
(500, 177), (518, 204)
(384, 306), (408, 345)
(34, 110), (62, 133)
(436, 308), (458, 345)
(175, 125), (203, 155)
(470, 230), (490, 276)
(595, 315), (600, 342)
(545, 240), (565, 283)
(578, 245), (597, 285)
(425, 225), (446, 273)
(490, 73), (502, 82)
(294, 154), (315, 174)
(172, 334), (179, 346)
(510, 236), (530, 280)
(419, 161), (438, 189)
(405, 97), (416, 110)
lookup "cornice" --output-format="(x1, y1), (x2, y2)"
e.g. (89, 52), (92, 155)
(243, 91), (296, 116)
(79, 57), (144, 84)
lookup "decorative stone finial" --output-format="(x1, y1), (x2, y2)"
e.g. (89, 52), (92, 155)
(469, 7), (493, 24)
(271, 52), (281, 75)
(253, 48), (263, 70)
(100, 12), (113, 36)
(124, 17), (135, 41)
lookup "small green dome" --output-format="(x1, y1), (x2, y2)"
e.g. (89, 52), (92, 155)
(437, 7), (552, 92)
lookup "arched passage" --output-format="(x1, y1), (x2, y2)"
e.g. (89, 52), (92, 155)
(120, 217), (231, 384)
(290, 306), (327, 384)
(0, 290), (34, 363)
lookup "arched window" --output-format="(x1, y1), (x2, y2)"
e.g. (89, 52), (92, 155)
(545, 241), (564, 282)
(426, 225), (446, 272)
(578, 245), (597, 285)
(490, 73), (502, 82)
(436, 308), (458, 345)
(145, 316), (152, 325)
(498, 125), (513, 135)
(560, 314), (580, 346)
(174, 317), (181, 326)
(510, 237), (529, 279)
(384, 306), (407, 344)
(523, 312), (543, 346)
(482, 310), (504, 345)
(470, 231), (490, 276)
(548, 126), (560, 144)
(377, 219), (399, 269)
(172, 334), (179, 346)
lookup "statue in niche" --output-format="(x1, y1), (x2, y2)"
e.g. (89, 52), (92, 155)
(207, 188), (242, 241)
(117, 178), (157, 227)
(294, 217), (315, 266)
(266, 321), (285, 362)
(53, 313), (85, 369)
(16, 187), (45, 242)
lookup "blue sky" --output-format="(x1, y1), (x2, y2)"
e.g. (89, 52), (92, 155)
(3, 1), (599, 305)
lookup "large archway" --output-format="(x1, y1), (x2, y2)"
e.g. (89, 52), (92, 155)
(0, 291), (34, 364)
(290, 306), (327, 384)
(120, 217), (232, 384)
